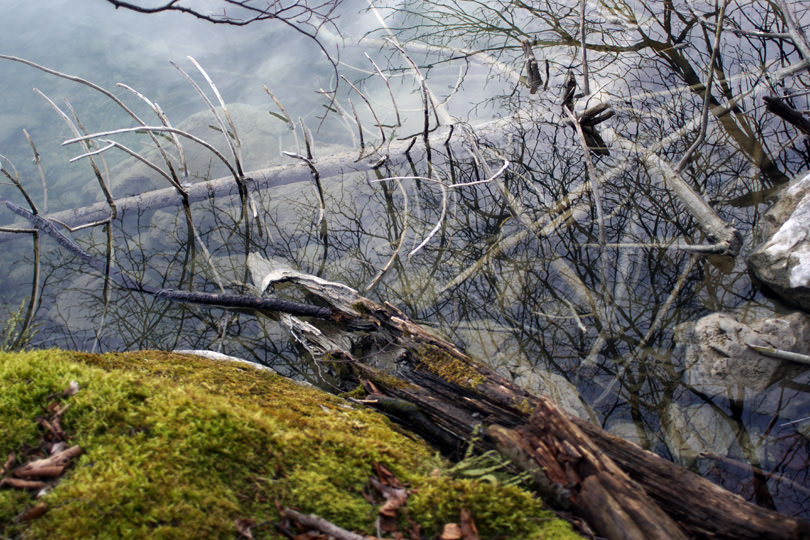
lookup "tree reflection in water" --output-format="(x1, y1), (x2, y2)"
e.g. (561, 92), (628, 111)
(2, 0), (809, 519)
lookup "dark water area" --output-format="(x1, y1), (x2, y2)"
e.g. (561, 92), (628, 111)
(1, 0), (809, 519)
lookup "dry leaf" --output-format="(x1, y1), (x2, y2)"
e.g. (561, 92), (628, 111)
(1, 452), (15, 475)
(373, 461), (403, 488)
(378, 486), (408, 517)
(460, 508), (479, 540)
(235, 517), (254, 538)
(13, 445), (81, 479)
(0, 477), (48, 490)
(15, 502), (48, 523)
(440, 523), (462, 540)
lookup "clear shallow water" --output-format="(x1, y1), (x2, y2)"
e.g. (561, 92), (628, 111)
(1, 0), (809, 518)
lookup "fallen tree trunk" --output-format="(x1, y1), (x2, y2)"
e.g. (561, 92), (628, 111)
(257, 263), (809, 540)
(0, 115), (512, 243)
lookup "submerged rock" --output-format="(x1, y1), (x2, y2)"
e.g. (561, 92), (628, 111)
(674, 311), (810, 395)
(663, 401), (738, 466)
(748, 171), (810, 312)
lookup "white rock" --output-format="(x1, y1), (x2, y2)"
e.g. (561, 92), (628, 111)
(748, 171), (810, 311)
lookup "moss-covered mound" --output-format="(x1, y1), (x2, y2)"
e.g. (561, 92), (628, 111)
(0, 349), (579, 539)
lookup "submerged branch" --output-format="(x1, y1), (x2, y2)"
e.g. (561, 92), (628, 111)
(1, 198), (333, 319)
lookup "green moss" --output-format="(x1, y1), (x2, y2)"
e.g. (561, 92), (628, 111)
(0, 349), (580, 539)
(409, 478), (577, 539)
(514, 397), (534, 415)
(414, 344), (485, 388)
(349, 301), (370, 315)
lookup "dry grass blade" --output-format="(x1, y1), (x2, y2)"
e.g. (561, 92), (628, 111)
(1, 54), (186, 187)
(70, 138), (184, 194)
(347, 96), (366, 156)
(186, 56), (243, 159)
(0, 54), (144, 125)
(0, 154), (38, 213)
(340, 74), (387, 152)
(264, 85), (301, 155)
(0, 155), (42, 351)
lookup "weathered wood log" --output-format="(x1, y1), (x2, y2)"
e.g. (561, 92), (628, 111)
(257, 264), (810, 540)
(574, 423), (810, 540)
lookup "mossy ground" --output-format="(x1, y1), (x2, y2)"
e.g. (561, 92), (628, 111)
(0, 349), (580, 539)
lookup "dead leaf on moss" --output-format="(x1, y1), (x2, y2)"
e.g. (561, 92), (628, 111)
(440, 523), (463, 540)
(235, 517), (254, 538)
(0, 477), (48, 490)
(1, 452), (15, 475)
(12, 445), (82, 479)
(377, 483), (408, 518)
(373, 461), (404, 488)
(406, 516), (422, 540)
(14, 501), (48, 523)
(460, 509), (479, 540)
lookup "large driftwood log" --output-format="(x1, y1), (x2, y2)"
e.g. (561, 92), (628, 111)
(259, 265), (809, 540)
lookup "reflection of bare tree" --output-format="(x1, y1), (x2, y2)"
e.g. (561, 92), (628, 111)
(381, 0), (809, 185)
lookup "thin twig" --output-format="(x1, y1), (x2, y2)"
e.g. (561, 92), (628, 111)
(1, 197), (334, 319)
(171, 59), (245, 179)
(62, 126), (240, 181)
(409, 182), (446, 258)
(563, 107), (606, 248)
(282, 151), (325, 221)
(33, 89), (117, 213)
(775, 0), (810, 66)
(366, 178), (408, 291)
(22, 130), (48, 213)
(746, 343), (810, 367)
(676, 0), (729, 172)
(579, 0), (590, 96)
(365, 52), (402, 127)
(117, 82), (188, 179)
(282, 509), (372, 540)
